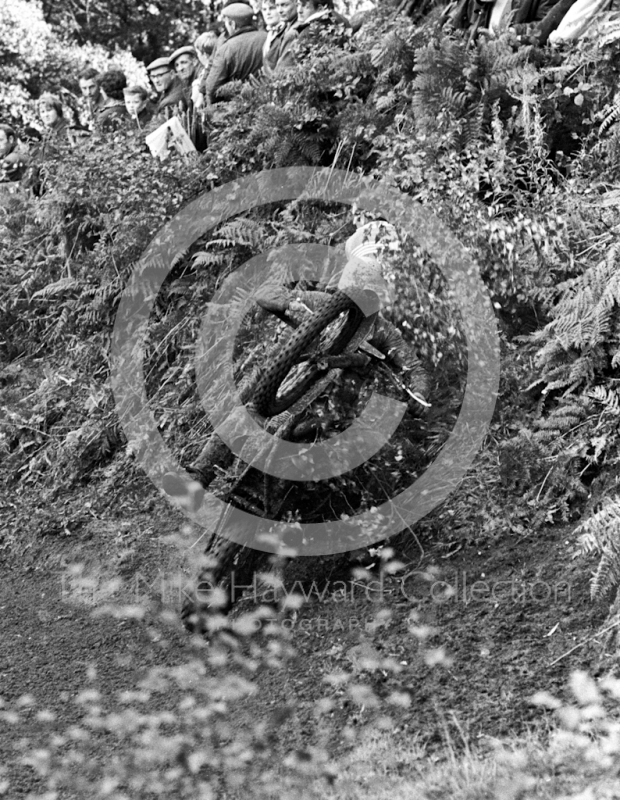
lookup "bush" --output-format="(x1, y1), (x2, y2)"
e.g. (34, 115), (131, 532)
(0, 0), (146, 127)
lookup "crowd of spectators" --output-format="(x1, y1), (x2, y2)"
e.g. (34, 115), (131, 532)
(0, 0), (355, 189)
(0, 0), (615, 189)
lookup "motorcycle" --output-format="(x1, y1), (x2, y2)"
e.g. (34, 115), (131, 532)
(176, 222), (430, 633)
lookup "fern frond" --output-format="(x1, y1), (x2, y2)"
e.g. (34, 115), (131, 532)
(588, 386), (620, 415)
(600, 98), (620, 136)
(93, 277), (122, 304)
(599, 20), (620, 48)
(592, 546), (620, 602)
(576, 498), (620, 601)
(207, 218), (267, 250)
(192, 252), (227, 268)
(534, 243), (620, 394)
(32, 278), (82, 299)
(51, 304), (71, 341)
(291, 131), (322, 164)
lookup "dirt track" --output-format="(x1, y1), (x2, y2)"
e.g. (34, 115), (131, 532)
(0, 507), (607, 797)
(0, 563), (193, 797)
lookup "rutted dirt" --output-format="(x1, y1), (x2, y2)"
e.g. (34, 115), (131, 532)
(0, 476), (608, 796)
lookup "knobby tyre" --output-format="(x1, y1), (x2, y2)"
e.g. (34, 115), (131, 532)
(252, 290), (366, 417)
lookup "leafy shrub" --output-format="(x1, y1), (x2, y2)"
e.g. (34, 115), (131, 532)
(0, 0), (146, 127)
(39, 0), (210, 64)
(4, 0), (620, 640)
(7, 7), (620, 796)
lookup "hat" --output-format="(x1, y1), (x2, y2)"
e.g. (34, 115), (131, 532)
(223, 0), (252, 6)
(146, 56), (171, 72)
(169, 45), (198, 64)
(222, 2), (255, 23)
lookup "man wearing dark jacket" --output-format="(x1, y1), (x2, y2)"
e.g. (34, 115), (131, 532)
(263, 0), (298, 76)
(168, 45), (208, 151)
(449, 0), (576, 43)
(147, 56), (187, 119)
(77, 67), (106, 130)
(204, 3), (267, 104)
(97, 69), (128, 133)
(170, 46), (201, 91)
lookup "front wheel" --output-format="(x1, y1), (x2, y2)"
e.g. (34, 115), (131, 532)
(252, 290), (367, 418)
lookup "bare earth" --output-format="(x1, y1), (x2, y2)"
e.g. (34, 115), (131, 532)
(0, 478), (607, 796)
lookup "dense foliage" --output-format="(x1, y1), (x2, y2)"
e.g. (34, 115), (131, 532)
(2, 3), (620, 550)
(0, 0), (145, 126)
(3, 2), (620, 796)
(37, 0), (212, 64)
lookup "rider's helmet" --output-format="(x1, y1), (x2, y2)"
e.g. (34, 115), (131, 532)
(338, 221), (400, 313)
(344, 220), (400, 262)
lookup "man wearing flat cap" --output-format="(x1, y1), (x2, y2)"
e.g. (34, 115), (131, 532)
(204, 3), (267, 104)
(170, 46), (200, 85)
(147, 56), (187, 119)
(223, 0), (267, 28)
(169, 45), (208, 151)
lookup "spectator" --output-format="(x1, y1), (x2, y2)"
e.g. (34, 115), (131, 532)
(449, 0), (568, 42)
(123, 85), (155, 128)
(221, 0), (267, 28)
(22, 127), (43, 147)
(196, 27), (222, 66)
(170, 45), (209, 150)
(221, 0), (255, 14)
(249, 0), (267, 29)
(193, 27), (223, 109)
(147, 56), (173, 96)
(147, 56), (187, 120)
(294, 0), (351, 52)
(0, 124), (29, 184)
(170, 46), (200, 86)
(205, 3), (267, 105)
(77, 66), (105, 129)
(36, 93), (85, 161)
(97, 70), (128, 132)
(38, 94), (71, 141)
(170, 46), (200, 122)
(276, 0), (298, 29)
(221, 0), (264, 33)
(263, 0), (298, 76)
(262, 0), (281, 29)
